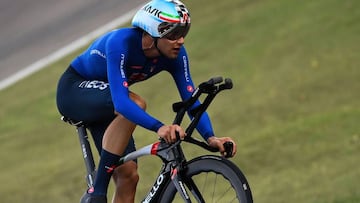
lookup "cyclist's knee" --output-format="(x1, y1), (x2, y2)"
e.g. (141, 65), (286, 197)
(113, 162), (139, 187)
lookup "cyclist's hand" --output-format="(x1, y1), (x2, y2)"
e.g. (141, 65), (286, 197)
(157, 124), (186, 143)
(207, 136), (237, 158)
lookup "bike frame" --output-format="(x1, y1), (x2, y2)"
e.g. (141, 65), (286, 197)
(116, 77), (233, 202)
(62, 76), (233, 203)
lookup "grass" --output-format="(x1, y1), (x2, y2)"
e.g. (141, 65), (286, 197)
(0, 0), (359, 202)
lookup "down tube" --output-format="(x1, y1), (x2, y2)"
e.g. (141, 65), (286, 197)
(141, 170), (171, 203)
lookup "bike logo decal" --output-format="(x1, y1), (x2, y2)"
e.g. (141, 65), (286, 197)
(143, 173), (165, 203)
(178, 180), (189, 199)
(81, 144), (87, 158)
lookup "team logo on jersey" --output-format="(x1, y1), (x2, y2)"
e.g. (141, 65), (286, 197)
(90, 49), (106, 59)
(123, 81), (128, 88)
(187, 85), (194, 92)
(78, 80), (109, 90)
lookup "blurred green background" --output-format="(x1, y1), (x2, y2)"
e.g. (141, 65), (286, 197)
(0, 0), (359, 202)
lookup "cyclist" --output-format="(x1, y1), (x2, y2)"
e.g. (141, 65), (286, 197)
(56, 0), (237, 202)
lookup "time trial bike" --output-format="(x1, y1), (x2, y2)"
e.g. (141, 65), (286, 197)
(62, 76), (253, 203)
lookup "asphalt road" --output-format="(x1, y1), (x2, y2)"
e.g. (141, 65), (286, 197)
(0, 0), (147, 83)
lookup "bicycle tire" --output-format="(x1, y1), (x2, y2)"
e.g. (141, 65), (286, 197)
(159, 155), (253, 203)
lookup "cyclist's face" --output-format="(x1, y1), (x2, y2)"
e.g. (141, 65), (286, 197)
(157, 37), (185, 59)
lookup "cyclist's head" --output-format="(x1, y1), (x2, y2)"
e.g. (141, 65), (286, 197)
(132, 0), (191, 40)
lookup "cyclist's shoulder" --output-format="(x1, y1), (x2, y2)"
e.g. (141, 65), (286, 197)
(98, 27), (141, 53)
(106, 27), (142, 42)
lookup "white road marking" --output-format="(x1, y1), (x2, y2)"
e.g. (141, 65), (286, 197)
(0, 6), (139, 91)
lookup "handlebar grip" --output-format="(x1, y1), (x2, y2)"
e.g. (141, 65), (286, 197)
(208, 76), (223, 85)
(224, 78), (233, 89)
(223, 141), (234, 158)
(219, 78), (233, 90)
(199, 76), (223, 91)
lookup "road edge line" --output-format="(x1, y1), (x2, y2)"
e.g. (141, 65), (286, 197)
(0, 6), (139, 91)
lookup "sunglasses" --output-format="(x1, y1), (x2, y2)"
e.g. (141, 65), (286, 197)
(159, 23), (191, 40)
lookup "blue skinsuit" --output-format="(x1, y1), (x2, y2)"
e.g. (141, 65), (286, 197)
(69, 27), (214, 140)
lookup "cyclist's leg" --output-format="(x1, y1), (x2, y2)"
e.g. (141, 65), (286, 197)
(88, 103), (144, 202)
(86, 92), (146, 203)
(90, 123), (139, 203)
(98, 92), (145, 202)
(111, 162), (138, 203)
(111, 136), (138, 203)
(88, 121), (112, 154)
(102, 92), (146, 155)
(57, 66), (117, 199)
(56, 66), (143, 202)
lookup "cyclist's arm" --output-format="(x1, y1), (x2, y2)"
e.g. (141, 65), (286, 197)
(168, 47), (215, 140)
(106, 35), (164, 132)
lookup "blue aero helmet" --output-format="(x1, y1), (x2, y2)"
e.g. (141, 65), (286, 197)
(132, 0), (191, 40)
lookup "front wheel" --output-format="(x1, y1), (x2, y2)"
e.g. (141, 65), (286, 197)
(159, 155), (253, 203)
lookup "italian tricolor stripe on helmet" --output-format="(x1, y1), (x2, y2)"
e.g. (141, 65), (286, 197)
(159, 12), (180, 23)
